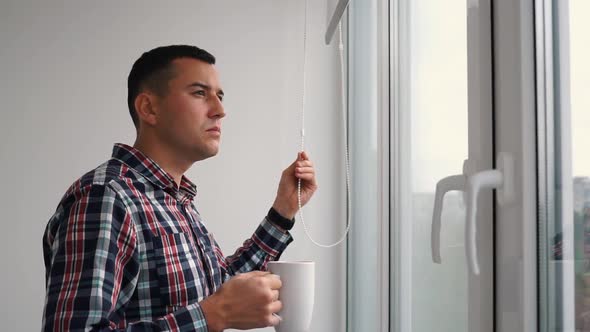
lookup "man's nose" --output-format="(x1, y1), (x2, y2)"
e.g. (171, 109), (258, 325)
(209, 96), (225, 119)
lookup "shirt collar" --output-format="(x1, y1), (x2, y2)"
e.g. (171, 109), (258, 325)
(111, 143), (197, 199)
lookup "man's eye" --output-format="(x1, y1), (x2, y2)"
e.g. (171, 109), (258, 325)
(193, 90), (206, 96)
(218, 95), (224, 102)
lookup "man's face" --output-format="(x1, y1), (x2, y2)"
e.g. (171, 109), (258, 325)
(153, 58), (225, 162)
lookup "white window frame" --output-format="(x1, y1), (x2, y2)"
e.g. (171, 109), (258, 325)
(345, 0), (390, 331)
(348, 0), (575, 331)
(387, 0), (495, 331)
(535, 0), (575, 331)
(493, 0), (538, 330)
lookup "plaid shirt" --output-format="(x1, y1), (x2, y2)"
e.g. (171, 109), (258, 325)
(42, 143), (293, 331)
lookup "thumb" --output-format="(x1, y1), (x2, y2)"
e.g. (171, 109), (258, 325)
(242, 271), (270, 278)
(298, 151), (308, 161)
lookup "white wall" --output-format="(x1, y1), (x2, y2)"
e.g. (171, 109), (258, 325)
(0, 1), (347, 331)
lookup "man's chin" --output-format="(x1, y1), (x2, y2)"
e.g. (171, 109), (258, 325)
(194, 147), (219, 162)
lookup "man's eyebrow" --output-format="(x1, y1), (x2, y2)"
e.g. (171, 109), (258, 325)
(187, 82), (224, 96)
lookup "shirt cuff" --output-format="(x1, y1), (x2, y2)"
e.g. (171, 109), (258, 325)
(160, 302), (210, 332)
(254, 217), (294, 259)
(266, 207), (295, 231)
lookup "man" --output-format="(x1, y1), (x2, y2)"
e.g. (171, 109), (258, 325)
(42, 45), (318, 331)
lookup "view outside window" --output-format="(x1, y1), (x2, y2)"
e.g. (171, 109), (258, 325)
(408, 1), (468, 331)
(570, 1), (590, 330)
(543, 1), (590, 330)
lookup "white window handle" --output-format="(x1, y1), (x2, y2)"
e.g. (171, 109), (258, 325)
(431, 174), (466, 264)
(431, 153), (513, 275)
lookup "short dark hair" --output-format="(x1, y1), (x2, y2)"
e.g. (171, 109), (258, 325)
(127, 45), (216, 129)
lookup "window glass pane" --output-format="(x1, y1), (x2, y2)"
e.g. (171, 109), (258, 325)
(407, 1), (468, 331)
(570, 1), (590, 329)
(541, 1), (590, 330)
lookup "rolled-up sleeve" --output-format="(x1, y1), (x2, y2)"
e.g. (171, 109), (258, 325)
(215, 217), (293, 276)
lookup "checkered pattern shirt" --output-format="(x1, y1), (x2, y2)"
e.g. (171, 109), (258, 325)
(42, 143), (293, 331)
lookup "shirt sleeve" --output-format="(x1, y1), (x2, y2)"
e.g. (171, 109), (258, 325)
(214, 217), (294, 276)
(42, 184), (210, 332)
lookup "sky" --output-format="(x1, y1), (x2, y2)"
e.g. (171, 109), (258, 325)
(410, 0), (589, 193)
(570, 0), (590, 178)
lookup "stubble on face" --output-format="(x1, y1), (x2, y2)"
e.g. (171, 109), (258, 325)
(154, 58), (225, 163)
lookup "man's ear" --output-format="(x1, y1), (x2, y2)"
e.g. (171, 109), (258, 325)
(134, 92), (159, 127)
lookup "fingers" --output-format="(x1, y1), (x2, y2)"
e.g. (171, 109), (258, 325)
(296, 160), (314, 168)
(295, 166), (314, 175)
(268, 312), (282, 327)
(291, 154), (317, 186)
(296, 156), (313, 166)
(296, 173), (316, 183)
(265, 274), (283, 290)
(265, 300), (283, 327)
(266, 284), (283, 327)
(269, 300), (283, 314)
(241, 271), (270, 279)
(271, 289), (280, 302)
(290, 152), (314, 175)
(295, 160), (314, 175)
(295, 160), (316, 185)
(298, 151), (311, 161)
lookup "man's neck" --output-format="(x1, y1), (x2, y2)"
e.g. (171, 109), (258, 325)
(133, 137), (192, 188)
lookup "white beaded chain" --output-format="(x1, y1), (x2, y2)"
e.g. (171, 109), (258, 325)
(297, 0), (351, 248)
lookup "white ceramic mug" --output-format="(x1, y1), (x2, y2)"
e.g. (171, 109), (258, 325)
(267, 261), (315, 332)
